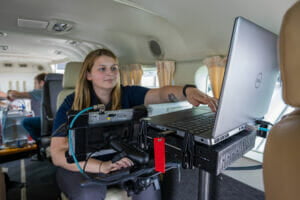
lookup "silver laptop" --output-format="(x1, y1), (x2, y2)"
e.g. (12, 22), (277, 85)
(147, 17), (279, 146)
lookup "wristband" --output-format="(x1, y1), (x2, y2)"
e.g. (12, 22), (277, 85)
(183, 84), (196, 97)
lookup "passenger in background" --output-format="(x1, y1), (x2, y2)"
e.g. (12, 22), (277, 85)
(51, 49), (217, 200)
(7, 73), (47, 142)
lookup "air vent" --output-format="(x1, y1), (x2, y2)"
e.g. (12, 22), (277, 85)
(17, 18), (48, 29)
(4, 63), (13, 67)
(148, 40), (164, 59)
(19, 64), (28, 68)
(37, 65), (44, 71)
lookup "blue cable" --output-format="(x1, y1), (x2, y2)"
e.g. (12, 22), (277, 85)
(258, 127), (270, 132)
(68, 106), (93, 174)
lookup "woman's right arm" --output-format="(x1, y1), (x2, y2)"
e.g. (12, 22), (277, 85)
(50, 137), (105, 172)
(50, 137), (133, 173)
(7, 90), (31, 100)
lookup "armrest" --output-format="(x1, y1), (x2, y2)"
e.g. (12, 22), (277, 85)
(110, 141), (149, 165)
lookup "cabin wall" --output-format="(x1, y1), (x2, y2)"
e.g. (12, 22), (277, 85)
(0, 62), (52, 92)
(174, 60), (203, 86)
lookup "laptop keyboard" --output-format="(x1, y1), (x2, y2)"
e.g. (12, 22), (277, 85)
(167, 113), (216, 135)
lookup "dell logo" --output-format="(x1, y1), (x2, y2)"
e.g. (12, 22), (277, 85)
(255, 72), (263, 88)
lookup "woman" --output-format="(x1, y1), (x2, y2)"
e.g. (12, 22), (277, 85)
(50, 49), (217, 200)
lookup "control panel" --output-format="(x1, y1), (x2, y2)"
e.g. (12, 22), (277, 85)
(88, 109), (134, 125)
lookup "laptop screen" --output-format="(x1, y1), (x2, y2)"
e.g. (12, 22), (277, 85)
(212, 17), (279, 137)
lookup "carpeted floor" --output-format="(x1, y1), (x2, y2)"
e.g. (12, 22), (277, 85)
(2, 158), (60, 200)
(1, 158), (264, 200)
(216, 174), (264, 200)
(161, 167), (264, 200)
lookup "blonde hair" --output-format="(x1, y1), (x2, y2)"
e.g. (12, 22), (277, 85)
(72, 49), (121, 110)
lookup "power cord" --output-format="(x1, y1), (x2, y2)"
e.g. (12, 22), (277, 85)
(83, 151), (97, 173)
(255, 120), (273, 138)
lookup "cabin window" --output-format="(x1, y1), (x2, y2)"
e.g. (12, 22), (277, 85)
(141, 66), (159, 88)
(194, 66), (213, 96)
(264, 75), (294, 124)
(52, 62), (67, 74)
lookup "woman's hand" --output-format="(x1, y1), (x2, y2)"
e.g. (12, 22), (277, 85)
(185, 87), (218, 112)
(100, 158), (134, 174)
(7, 90), (16, 101)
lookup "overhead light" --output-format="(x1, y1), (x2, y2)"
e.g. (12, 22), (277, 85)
(47, 19), (74, 34)
(37, 65), (45, 71)
(17, 18), (48, 29)
(54, 50), (63, 55)
(53, 23), (69, 32)
(113, 0), (160, 16)
(0, 32), (7, 37)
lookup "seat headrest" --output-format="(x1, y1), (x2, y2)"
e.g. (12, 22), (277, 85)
(45, 73), (63, 81)
(280, 1), (300, 107)
(63, 62), (82, 89)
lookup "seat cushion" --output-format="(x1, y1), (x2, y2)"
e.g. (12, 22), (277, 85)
(263, 109), (300, 200)
(57, 89), (74, 110)
(60, 188), (132, 200)
(106, 188), (131, 200)
(63, 62), (82, 89)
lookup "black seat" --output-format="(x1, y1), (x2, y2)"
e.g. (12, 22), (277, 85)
(40, 73), (63, 153)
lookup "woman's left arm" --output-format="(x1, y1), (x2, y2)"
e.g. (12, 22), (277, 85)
(144, 86), (218, 112)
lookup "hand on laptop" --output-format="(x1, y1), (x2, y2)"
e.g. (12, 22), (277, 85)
(100, 158), (134, 174)
(185, 87), (218, 112)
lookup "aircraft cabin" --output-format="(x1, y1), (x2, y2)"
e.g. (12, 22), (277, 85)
(0, 0), (299, 200)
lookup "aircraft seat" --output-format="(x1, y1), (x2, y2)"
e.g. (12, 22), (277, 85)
(40, 73), (63, 152)
(56, 61), (131, 200)
(56, 62), (82, 108)
(0, 171), (6, 200)
(263, 2), (300, 200)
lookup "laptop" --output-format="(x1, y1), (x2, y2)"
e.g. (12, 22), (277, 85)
(147, 17), (279, 146)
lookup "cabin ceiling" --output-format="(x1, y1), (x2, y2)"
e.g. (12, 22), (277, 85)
(0, 0), (297, 64)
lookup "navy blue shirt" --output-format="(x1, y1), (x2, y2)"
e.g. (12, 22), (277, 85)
(52, 85), (150, 137)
